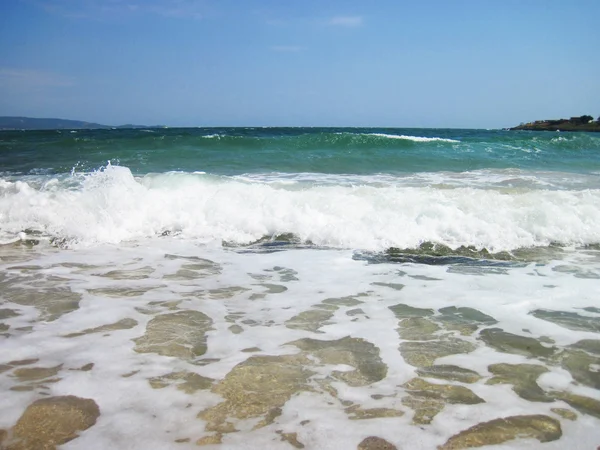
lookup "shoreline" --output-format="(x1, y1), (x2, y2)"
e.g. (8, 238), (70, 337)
(510, 115), (600, 132)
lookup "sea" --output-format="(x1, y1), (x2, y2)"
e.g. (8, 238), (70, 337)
(0, 127), (599, 449)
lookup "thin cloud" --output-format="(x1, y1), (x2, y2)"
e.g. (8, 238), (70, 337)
(0, 68), (74, 89)
(270, 45), (305, 53)
(329, 16), (363, 27)
(33, 0), (207, 20)
(147, 1), (205, 20)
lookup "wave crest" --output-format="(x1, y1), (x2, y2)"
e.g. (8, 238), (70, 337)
(365, 133), (460, 143)
(1, 165), (599, 250)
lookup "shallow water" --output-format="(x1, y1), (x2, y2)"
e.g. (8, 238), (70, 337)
(1, 128), (600, 449)
(1, 239), (599, 449)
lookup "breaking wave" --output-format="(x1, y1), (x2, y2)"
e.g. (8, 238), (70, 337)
(1, 164), (599, 250)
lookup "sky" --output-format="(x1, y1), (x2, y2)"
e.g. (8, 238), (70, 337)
(0, 0), (599, 128)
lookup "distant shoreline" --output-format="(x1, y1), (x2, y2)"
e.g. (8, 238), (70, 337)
(510, 115), (600, 132)
(3, 115), (600, 132)
(0, 116), (163, 131)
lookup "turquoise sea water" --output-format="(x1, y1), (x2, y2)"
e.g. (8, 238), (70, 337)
(1, 127), (600, 250)
(1, 128), (600, 449)
(2, 127), (600, 176)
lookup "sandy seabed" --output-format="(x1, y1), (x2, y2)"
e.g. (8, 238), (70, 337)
(1, 239), (600, 449)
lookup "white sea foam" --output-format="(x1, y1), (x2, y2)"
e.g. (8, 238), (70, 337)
(0, 240), (599, 449)
(365, 133), (460, 143)
(234, 169), (600, 190)
(1, 164), (599, 250)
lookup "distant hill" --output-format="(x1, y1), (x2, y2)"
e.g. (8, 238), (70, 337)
(0, 116), (159, 130)
(510, 115), (600, 132)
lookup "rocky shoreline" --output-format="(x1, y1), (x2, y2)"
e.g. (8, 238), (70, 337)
(510, 115), (600, 132)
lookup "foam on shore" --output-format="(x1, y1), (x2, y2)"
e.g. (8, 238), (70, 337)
(0, 239), (599, 449)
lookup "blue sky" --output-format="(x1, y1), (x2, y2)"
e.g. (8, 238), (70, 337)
(1, 0), (598, 128)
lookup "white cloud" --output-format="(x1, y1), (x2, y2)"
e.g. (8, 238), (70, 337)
(329, 16), (363, 27)
(270, 45), (304, 52)
(0, 68), (74, 89)
(147, 1), (205, 20)
(34, 0), (207, 20)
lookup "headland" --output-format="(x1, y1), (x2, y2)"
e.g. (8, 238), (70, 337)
(510, 115), (600, 132)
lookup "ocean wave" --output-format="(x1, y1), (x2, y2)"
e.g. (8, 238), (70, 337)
(1, 164), (599, 251)
(191, 131), (461, 148)
(364, 133), (460, 143)
(3, 128), (599, 179)
(232, 169), (600, 190)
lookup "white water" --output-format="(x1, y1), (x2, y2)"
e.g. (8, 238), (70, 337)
(1, 164), (600, 251)
(365, 133), (460, 143)
(0, 239), (599, 449)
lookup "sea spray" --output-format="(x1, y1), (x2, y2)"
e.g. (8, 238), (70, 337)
(1, 164), (599, 250)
